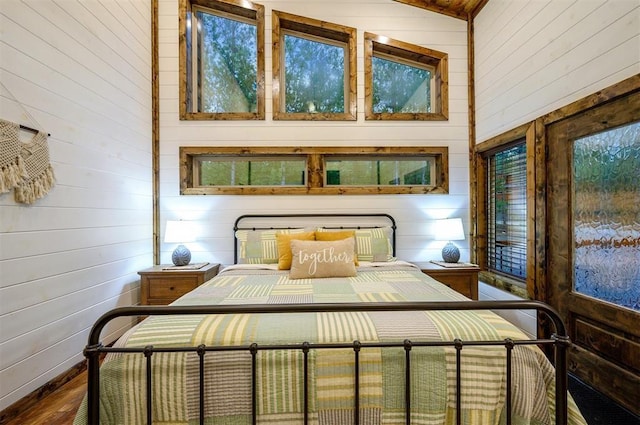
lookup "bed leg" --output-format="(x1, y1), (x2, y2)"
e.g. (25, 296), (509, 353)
(197, 344), (206, 425)
(353, 340), (361, 425)
(404, 339), (412, 425)
(144, 346), (154, 425)
(250, 343), (258, 425)
(85, 343), (102, 424)
(554, 334), (571, 425)
(505, 339), (515, 425)
(454, 339), (463, 425)
(302, 342), (310, 425)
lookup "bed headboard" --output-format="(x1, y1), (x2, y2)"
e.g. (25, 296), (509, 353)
(233, 213), (397, 264)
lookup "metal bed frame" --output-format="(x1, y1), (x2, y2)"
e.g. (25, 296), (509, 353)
(84, 301), (571, 425)
(82, 214), (572, 425)
(233, 213), (397, 264)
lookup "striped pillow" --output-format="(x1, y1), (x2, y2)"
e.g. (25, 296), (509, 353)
(317, 226), (394, 262)
(235, 228), (306, 264)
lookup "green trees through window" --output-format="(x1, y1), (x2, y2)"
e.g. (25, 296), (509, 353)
(195, 9), (258, 113)
(199, 157), (307, 186)
(180, 2), (448, 121)
(284, 34), (345, 114)
(180, 147), (449, 195)
(372, 56), (431, 114)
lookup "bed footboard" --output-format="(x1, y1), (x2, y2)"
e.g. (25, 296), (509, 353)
(83, 300), (571, 425)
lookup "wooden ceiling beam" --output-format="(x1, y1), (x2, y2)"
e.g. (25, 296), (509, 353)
(392, 0), (489, 21)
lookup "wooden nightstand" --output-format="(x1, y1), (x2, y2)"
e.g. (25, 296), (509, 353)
(138, 263), (220, 305)
(413, 261), (480, 300)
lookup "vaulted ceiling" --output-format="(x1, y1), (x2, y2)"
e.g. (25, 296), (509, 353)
(393, 0), (489, 21)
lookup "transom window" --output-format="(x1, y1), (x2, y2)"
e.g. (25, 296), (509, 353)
(179, 0), (265, 120)
(325, 156), (435, 186)
(196, 156), (307, 187)
(364, 32), (448, 121)
(272, 11), (357, 120)
(181, 147), (448, 195)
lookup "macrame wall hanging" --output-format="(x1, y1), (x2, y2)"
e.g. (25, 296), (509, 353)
(0, 118), (55, 204)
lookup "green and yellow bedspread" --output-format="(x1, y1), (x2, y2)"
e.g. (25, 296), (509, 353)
(74, 264), (586, 425)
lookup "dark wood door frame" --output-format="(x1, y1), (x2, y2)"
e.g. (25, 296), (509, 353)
(545, 82), (640, 415)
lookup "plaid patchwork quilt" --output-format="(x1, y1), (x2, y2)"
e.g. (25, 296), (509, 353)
(74, 263), (586, 425)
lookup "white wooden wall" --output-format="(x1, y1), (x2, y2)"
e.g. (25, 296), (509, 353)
(0, 0), (153, 411)
(474, 0), (640, 142)
(473, 0), (640, 329)
(158, 0), (472, 266)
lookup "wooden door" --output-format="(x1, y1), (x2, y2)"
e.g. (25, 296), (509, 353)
(546, 91), (640, 414)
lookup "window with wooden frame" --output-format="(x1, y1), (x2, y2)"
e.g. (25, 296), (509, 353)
(364, 32), (448, 121)
(475, 123), (535, 298)
(272, 11), (357, 121)
(180, 147), (448, 195)
(179, 0), (265, 120)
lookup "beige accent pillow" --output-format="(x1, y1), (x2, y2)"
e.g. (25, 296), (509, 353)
(289, 238), (357, 279)
(275, 231), (316, 270)
(314, 230), (359, 265)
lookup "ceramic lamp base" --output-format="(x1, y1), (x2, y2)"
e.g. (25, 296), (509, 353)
(172, 244), (191, 266)
(441, 241), (460, 263)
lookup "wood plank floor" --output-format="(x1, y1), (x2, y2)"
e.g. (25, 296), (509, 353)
(1, 372), (86, 425)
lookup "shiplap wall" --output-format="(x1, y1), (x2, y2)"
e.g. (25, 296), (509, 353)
(158, 0), (472, 265)
(473, 0), (640, 325)
(0, 0), (153, 411)
(474, 0), (640, 142)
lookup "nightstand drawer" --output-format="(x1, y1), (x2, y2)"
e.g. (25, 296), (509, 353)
(147, 276), (198, 299)
(138, 263), (220, 306)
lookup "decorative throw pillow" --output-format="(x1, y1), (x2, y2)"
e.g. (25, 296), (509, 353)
(316, 226), (395, 262)
(276, 231), (316, 270)
(289, 238), (357, 279)
(235, 228), (306, 264)
(314, 230), (359, 265)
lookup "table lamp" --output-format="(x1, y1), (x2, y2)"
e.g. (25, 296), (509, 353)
(434, 218), (465, 263)
(164, 220), (196, 266)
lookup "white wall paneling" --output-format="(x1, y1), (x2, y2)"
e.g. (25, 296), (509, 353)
(474, 0), (640, 142)
(158, 0), (471, 267)
(0, 0), (153, 410)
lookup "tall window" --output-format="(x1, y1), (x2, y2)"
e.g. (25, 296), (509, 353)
(487, 142), (527, 279)
(179, 0), (265, 120)
(364, 32), (448, 121)
(272, 11), (357, 120)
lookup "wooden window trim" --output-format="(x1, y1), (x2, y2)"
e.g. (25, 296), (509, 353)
(272, 11), (357, 121)
(364, 32), (448, 121)
(180, 146), (448, 195)
(179, 0), (266, 120)
(475, 122), (536, 298)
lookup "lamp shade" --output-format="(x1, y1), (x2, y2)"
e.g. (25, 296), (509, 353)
(164, 220), (196, 243)
(434, 218), (465, 241)
(434, 218), (465, 263)
(164, 220), (196, 266)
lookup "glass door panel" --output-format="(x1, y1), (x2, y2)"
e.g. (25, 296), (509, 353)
(573, 121), (640, 311)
